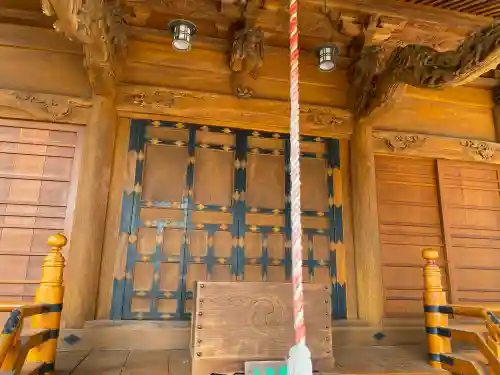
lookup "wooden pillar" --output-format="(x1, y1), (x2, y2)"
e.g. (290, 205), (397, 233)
(350, 121), (384, 326)
(493, 85), (500, 142)
(62, 95), (118, 328)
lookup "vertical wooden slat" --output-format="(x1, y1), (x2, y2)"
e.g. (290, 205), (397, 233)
(436, 159), (460, 305)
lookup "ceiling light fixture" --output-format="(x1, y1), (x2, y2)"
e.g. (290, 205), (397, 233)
(316, 43), (339, 72)
(168, 20), (197, 52)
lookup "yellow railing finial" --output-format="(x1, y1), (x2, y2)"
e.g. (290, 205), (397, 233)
(423, 248), (443, 293)
(27, 233), (67, 374)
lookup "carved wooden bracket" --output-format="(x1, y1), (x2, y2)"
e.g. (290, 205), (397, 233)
(41, 0), (127, 94)
(348, 21), (500, 121)
(229, 25), (264, 99)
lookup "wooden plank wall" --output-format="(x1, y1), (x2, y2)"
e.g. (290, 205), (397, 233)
(375, 156), (447, 317)
(0, 24), (90, 97)
(375, 154), (500, 317)
(123, 37), (348, 109)
(0, 119), (83, 324)
(375, 86), (495, 141)
(437, 160), (500, 307)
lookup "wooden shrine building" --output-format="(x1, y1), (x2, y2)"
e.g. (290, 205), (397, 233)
(3, 1), (500, 371)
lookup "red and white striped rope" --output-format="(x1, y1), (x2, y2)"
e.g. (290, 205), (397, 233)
(289, 0), (306, 346)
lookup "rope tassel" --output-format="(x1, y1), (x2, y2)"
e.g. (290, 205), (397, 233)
(287, 0), (313, 374)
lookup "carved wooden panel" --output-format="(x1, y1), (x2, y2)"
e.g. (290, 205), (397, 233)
(375, 156), (447, 317)
(116, 120), (345, 320)
(191, 281), (334, 374)
(0, 119), (82, 325)
(437, 160), (500, 306)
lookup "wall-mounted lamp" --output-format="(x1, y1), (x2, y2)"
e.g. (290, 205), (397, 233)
(316, 43), (339, 72)
(168, 20), (197, 52)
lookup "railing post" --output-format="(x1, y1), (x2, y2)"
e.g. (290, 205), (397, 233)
(423, 248), (451, 369)
(27, 233), (67, 374)
(486, 312), (500, 375)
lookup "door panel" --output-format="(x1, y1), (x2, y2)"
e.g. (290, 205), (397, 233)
(375, 156), (447, 318)
(437, 160), (500, 307)
(0, 120), (82, 326)
(117, 120), (345, 320)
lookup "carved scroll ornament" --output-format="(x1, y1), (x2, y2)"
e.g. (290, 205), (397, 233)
(349, 21), (500, 120)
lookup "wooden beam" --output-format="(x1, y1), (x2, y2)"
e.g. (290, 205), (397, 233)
(373, 130), (500, 164)
(116, 84), (354, 138)
(0, 89), (91, 124)
(0, 8), (50, 24)
(63, 94), (119, 328)
(350, 121), (384, 326)
(319, 0), (491, 27)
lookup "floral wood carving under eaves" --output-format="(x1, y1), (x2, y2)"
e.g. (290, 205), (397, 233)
(130, 90), (206, 110)
(461, 140), (500, 161)
(300, 108), (351, 130)
(11, 92), (89, 121)
(349, 21), (500, 120)
(389, 135), (427, 151)
(375, 134), (427, 151)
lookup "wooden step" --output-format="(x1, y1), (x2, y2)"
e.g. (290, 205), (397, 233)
(20, 328), (50, 346)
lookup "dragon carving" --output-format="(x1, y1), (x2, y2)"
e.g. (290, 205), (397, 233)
(349, 21), (500, 121)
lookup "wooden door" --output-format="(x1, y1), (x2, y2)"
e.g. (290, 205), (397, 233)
(120, 121), (238, 320)
(240, 132), (344, 317)
(375, 156), (447, 317)
(116, 120), (345, 320)
(437, 160), (500, 306)
(0, 119), (82, 323)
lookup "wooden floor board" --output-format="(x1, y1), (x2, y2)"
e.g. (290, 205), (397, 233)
(54, 346), (450, 375)
(65, 350), (131, 375)
(168, 349), (192, 375)
(121, 350), (172, 375)
(332, 346), (440, 374)
(55, 350), (91, 375)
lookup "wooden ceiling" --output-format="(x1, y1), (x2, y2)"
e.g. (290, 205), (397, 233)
(121, 0), (486, 54)
(0, 0), (498, 80)
(400, 0), (500, 18)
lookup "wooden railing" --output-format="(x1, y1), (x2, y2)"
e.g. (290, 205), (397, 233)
(0, 233), (66, 375)
(423, 249), (500, 375)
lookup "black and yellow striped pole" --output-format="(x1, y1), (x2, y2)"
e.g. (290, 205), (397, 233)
(422, 249), (450, 369)
(27, 233), (66, 374)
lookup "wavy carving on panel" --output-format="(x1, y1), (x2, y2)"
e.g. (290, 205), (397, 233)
(349, 21), (500, 121)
